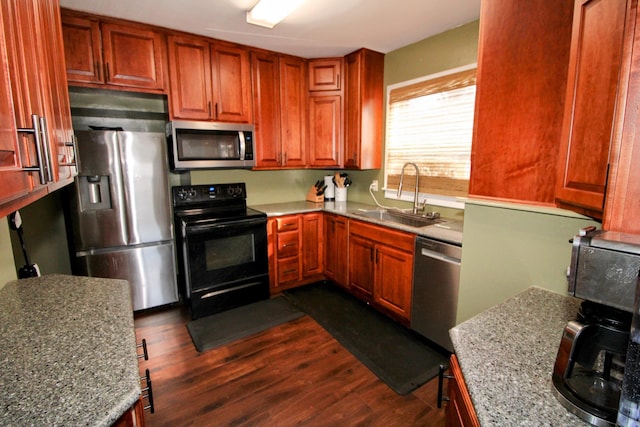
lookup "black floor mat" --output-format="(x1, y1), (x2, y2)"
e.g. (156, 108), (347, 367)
(187, 296), (304, 352)
(284, 282), (450, 395)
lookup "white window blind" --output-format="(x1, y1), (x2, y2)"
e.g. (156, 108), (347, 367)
(385, 66), (476, 198)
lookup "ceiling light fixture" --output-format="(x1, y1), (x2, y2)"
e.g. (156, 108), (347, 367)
(246, 0), (305, 29)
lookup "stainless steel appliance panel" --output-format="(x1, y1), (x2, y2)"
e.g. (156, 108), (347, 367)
(569, 230), (640, 313)
(411, 236), (462, 352)
(118, 132), (173, 244)
(71, 130), (178, 311)
(76, 242), (178, 311)
(73, 131), (128, 249)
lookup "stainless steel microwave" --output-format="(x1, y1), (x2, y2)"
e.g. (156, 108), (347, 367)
(166, 120), (255, 170)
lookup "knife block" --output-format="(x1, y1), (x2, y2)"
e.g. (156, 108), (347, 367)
(306, 186), (324, 203)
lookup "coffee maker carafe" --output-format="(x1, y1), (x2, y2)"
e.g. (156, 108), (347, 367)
(552, 228), (640, 427)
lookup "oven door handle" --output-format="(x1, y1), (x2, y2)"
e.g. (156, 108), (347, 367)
(185, 217), (267, 234)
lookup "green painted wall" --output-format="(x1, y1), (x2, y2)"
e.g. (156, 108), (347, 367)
(457, 202), (599, 323)
(0, 219), (17, 289)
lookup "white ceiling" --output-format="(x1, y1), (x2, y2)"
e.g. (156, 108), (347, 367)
(59, 0), (480, 58)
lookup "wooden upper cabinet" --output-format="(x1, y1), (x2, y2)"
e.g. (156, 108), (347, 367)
(252, 51), (281, 167)
(167, 34), (213, 120)
(279, 55), (307, 168)
(555, 0), (630, 219)
(0, 2), (31, 206)
(61, 9), (167, 93)
(37, 0), (75, 186)
(210, 43), (252, 123)
(60, 14), (102, 84)
(309, 58), (342, 91)
(308, 94), (342, 167)
(343, 48), (384, 170)
(101, 22), (166, 91)
(167, 36), (251, 122)
(469, 0), (573, 204)
(252, 52), (306, 168)
(604, 1), (640, 234)
(0, 0), (75, 217)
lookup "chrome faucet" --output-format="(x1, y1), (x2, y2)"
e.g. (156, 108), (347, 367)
(397, 162), (421, 214)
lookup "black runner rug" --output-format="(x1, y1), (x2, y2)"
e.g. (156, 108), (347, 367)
(187, 296), (304, 353)
(284, 282), (450, 395)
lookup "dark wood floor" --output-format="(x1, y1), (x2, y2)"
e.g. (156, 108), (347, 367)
(134, 303), (447, 427)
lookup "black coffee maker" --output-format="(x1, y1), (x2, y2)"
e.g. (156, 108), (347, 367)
(552, 228), (640, 427)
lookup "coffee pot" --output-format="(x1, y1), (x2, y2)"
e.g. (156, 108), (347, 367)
(552, 228), (640, 427)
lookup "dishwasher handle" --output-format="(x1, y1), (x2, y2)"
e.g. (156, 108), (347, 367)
(420, 247), (460, 265)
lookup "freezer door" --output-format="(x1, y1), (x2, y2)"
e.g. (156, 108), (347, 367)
(75, 242), (179, 311)
(119, 132), (173, 244)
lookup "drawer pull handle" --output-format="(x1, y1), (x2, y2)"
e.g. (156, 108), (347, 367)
(437, 364), (453, 408)
(140, 368), (155, 413)
(136, 338), (149, 361)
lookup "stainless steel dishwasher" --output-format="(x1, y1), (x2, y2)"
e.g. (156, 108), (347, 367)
(411, 236), (461, 352)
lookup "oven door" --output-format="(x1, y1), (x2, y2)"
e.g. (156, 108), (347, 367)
(180, 216), (269, 318)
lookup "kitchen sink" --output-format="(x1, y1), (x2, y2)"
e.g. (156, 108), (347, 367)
(354, 209), (444, 228)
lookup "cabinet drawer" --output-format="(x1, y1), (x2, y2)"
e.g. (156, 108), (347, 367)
(277, 257), (300, 283)
(277, 232), (299, 258)
(276, 215), (299, 232)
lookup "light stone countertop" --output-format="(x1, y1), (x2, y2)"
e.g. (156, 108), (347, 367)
(449, 287), (590, 426)
(251, 200), (463, 246)
(0, 274), (141, 427)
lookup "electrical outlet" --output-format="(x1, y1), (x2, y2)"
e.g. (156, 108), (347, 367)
(371, 180), (379, 191)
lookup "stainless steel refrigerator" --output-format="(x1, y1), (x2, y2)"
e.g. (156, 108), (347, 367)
(70, 130), (178, 311)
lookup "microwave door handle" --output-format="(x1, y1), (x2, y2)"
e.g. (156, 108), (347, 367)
(239, 131), (246, 160)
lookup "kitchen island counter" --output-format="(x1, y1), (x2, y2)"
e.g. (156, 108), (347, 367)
(449, 286), (589, 426)
(0, 274), (141, 426)
(251, 201), (463, 245)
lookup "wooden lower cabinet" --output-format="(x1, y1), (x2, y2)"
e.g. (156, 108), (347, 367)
(323, 213), (348, 288)
(348, 219), (414, 324)
(446, 355), (480, 427)
(268, 213), (324, 293)
(112, 397), (145, 427)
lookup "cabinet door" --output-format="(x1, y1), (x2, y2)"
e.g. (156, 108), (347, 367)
(323, 214), (338, 281)
(374, 244), (413, 321)
(324, 214), (349, 287)
(348, 234), (375, 300)
(279, 55), (307, 167)
(101, 22), (166, 91)
(469, 1), (573, 204)
(0, 4), (31, 205)
(61, 13), (103, 84)
(302, 212), (323, 277)
(604, 1), (640, 233)
(555, 0), (629, 218)
(167, 34), (213, 120)
(2, 0), (50, 193)
(211, 43), (252, 122)
(38, 0), (75, 184)
(334, 216), (348, 286)
(446, 355), (481, 427)
(251, 51), (281, 168)
(343, 49), (384, 170)
(308, 58), (342, 91)
(308, 94), (342, 167)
